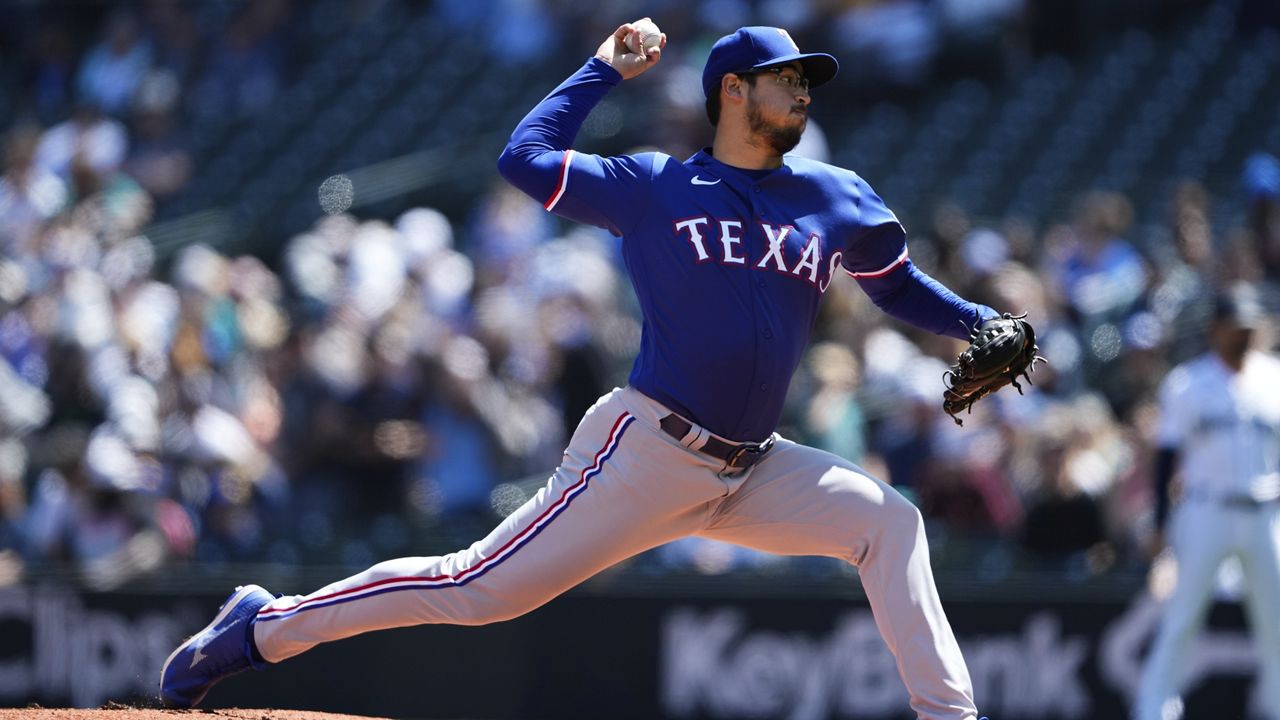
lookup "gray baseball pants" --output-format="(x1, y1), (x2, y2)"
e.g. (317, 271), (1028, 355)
(253, 386), (978, 720)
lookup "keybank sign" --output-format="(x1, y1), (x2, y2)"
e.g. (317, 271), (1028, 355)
(661, 599), (1261, 720)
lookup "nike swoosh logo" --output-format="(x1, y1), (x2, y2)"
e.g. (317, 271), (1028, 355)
(190, 644), (208, 669)
(690, 176), (721, 186)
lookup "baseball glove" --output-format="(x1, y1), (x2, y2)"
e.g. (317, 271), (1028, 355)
(942, 313), (1045, 425)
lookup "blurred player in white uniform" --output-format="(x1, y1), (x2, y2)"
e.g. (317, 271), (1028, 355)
(1136, 282), (1280, 720)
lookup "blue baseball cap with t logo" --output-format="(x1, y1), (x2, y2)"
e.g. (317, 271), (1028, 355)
(701, 26), (839, 98)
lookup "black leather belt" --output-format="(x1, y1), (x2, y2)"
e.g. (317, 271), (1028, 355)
(659, 414), (774, 469)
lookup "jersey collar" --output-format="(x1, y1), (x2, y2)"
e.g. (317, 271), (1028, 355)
(687, 148), (795, 182)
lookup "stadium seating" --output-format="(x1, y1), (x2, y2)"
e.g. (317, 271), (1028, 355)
(157, 2), (1279, 251)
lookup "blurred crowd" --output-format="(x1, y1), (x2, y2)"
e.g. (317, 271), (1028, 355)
(0, 0), (1279, 590)
(0, 140), (640, 587)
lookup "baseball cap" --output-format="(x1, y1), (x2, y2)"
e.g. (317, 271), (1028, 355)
(1213, 282), (1267, 329)
(702, 26), (839, 99)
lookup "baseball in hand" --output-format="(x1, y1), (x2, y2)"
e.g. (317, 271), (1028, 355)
(626, 18), (662, 55)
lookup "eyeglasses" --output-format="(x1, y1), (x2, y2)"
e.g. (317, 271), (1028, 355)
(739, 67), (810, 92)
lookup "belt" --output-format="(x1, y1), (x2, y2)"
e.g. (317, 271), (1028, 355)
(1220, 495), (1279, 510)
(659, 414), (774, 470)
(1188, 490), (1280, 510)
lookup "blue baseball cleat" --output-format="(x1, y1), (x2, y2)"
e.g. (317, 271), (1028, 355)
(159, 584), (273, 708)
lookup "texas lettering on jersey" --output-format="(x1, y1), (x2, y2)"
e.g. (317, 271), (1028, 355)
(673, 217), (844, 292)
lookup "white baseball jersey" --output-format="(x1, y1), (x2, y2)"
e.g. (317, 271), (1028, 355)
(1155, 350), (1280, 500)
(1137, 348), (1280, 720)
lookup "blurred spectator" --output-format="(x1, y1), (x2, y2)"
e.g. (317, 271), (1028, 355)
(0, 438), (27, 582)
(986, 261), (1084, 398)
(0, 124), (68, 253)
(863, 327), (941, 492)
(123, 70), (193, 198)
(798, 342), (867, 464)
(527, 233), (620, 442)
(936, 0), (1030, 76)
(1095, 311), (1170, 422)
(436, 0), (563, 67)
(190, 0), (292, 120)
(26, 23), (78, 124)
(140, 0), (201, 82)
(1019, 398), (1121, 576)
(34, 100), (128, 184)
(0, 353), (50, 441)
(414, 348), (500, 521)
(396, 207), (473, 321)
(64, 148), (153, 239)
(1044, 190), (1147, 326)
(923, 410), (1023, 537)
(833, 0), (940, 95)
(1242, 152), (1280, 299)
(21, 422), (181, 590)
(466, 181), (554, 286)
(1147, 180), (1216, 365)
(75, 11), (152, 118)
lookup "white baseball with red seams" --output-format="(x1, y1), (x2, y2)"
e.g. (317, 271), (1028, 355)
(626, 18), (662, 55)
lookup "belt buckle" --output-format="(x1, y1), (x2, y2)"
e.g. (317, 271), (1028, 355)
(727, 436), (774, 469)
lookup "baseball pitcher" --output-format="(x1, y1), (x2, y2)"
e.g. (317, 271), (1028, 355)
(161, 20), (1031, 719)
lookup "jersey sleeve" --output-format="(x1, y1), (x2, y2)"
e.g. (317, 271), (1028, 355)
(497, 58), (653, 236)
(1155, 367), (1193, 448)
(838, 173), (996, 339)
(840, 175), (908, 278)
(539, 150), (656, 235)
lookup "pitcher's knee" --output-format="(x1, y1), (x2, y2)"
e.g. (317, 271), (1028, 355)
(880, 485), (925, 535)
(840, 475), (925, 565)
(873, 489), (926, 558)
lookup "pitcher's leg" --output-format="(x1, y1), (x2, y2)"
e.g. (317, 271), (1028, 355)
(255, 401), (718, 662)
(1239, 508), (1280, 719)
(699, 439), (976, 720)
(1134, 502), (1228, 720)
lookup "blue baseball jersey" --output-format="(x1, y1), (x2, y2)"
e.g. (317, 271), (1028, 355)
(500, 58), (994, 442)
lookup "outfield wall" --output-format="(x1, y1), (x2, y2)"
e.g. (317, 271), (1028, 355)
(0, 582), (1261, 719)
